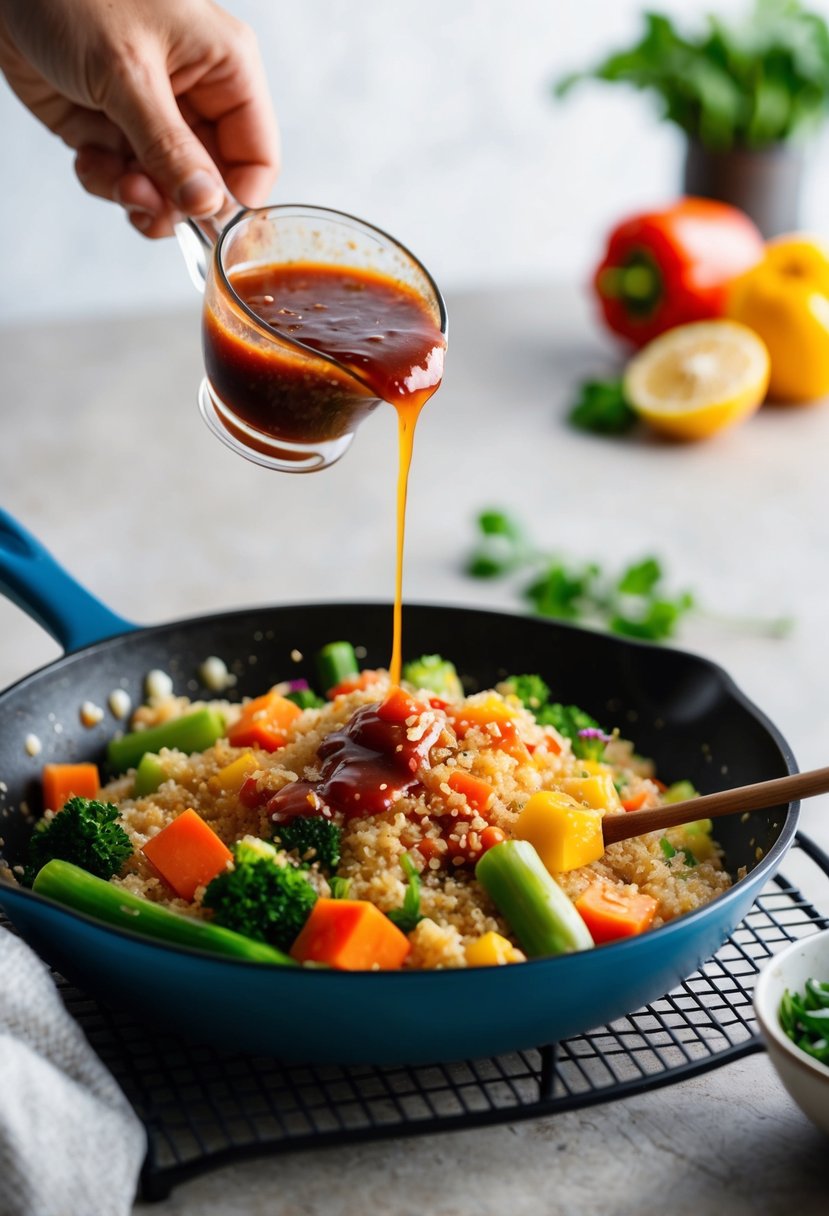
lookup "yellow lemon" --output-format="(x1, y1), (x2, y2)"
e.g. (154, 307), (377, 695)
(623, 320), (770, 441)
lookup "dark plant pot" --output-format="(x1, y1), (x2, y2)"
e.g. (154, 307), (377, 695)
(683, 139), (806, 237)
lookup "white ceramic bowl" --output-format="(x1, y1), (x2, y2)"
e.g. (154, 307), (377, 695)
(754, 928), (829, 1136)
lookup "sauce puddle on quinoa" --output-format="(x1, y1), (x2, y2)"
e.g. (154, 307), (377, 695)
(204, 263), (446, 682)
(247, 691), (443, 821)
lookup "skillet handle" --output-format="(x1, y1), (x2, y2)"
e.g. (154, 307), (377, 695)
(0, 509), (136, 653)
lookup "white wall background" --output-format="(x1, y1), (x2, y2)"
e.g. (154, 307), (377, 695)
(2, 0), (829, 324)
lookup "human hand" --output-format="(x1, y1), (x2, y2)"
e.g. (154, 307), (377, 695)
(0, 0), (280, 237)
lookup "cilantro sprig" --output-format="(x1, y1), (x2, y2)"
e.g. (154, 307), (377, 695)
(464, 510), (791, 643)
(568, 378), (637, 436)
(555, 1), (829, 152)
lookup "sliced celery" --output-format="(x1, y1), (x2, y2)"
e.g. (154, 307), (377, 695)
(133, 752), (166, 797)
(475, 840), (594, 957)
(108, 708), (225, 772)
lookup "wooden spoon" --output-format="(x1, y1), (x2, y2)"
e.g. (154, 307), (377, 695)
(602, 765), (829, 847)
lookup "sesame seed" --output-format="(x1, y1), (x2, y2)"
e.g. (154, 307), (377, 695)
(145, 669), (173, 700)
(198, 655), (236, 692)
(108, 689), (131, 719)
(80, 701), (104, 728)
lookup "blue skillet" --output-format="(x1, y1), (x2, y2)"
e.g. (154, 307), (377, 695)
(0, 509), (799, 1065)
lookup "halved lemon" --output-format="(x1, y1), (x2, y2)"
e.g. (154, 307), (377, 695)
(623, 320), (770, 441)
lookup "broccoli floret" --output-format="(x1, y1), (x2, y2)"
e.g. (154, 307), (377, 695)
(402, 654), (463, 698)
(284, 689), (326, 710)
(500, 673), (551, 713)
(202, 838), (317, 951)
(273, 817), (342, 873)
(23, 797), (132, 887)
(536, 703), (608, 760)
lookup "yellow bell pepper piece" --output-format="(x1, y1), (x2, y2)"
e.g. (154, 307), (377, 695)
(670, 818), (717, 863)
(208, 752), (258, 794)
(558, 773), (621, 813)
(465, 930), (525, 967)
(514, 790), (604, 873)
(727, 236), (829, 403)
(577, 759), (611, 776)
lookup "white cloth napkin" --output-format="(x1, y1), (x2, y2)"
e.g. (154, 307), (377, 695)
(0, 931), (146, 1216)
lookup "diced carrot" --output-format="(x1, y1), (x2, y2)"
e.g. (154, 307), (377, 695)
(446, 770), (494, 813)
(416, 838), (444, 864)
(227, 692), (302, 752)
(479, 825), (506, 854)
(622, 789), (648, 813)
(574, 881), (658, 945)
(449, 701), (530, 761)
(142, 808), (233, 901)
(541, 730), (563, 755)
(327, 670), (383, 699)
(289, 897), (411, 970)
(377, 686), (424, 725)
(42, 763), (100, 812)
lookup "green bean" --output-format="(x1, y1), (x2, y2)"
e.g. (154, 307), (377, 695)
(33, 859), (297, 966)
(315, 641), (360, 693)
(475, 840), (594, 958)
(108, 708), (225, 771)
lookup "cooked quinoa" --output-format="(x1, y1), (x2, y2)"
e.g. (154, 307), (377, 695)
(96, 672), (731, 970)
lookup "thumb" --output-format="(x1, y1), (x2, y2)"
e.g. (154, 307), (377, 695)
(104, 61), (225, 217)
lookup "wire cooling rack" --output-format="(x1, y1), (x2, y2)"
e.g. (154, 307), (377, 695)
(10, 833), (829, 1201)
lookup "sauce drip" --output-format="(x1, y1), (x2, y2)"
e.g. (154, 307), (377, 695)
(267, 698), (443, 822)
(204, 264), (445, 681)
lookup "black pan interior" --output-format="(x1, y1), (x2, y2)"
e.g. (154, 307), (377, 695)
(0, 602), (796, 875)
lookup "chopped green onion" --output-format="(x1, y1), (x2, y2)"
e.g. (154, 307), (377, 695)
(387, 854), (424, 934)
(659, 836), (697, 867)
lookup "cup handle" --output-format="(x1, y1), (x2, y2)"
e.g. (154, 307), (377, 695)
(174, 195), (246, 293)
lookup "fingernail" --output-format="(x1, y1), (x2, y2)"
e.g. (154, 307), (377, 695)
(130, 211), (153, 232)
(176, 171), (223, 217)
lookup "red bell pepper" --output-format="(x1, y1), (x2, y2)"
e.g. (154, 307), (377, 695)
(593, 197), (763, 347)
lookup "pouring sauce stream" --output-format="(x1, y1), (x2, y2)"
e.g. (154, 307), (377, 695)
(204, 263), (445, 681)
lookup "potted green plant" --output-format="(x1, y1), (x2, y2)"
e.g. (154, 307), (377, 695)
(555, 0), (829, 235)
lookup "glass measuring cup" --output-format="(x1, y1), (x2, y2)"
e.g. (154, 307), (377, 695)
(177, 202), (447, 472)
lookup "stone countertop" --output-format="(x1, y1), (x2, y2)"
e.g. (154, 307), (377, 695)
(1, 284), (828, 1215)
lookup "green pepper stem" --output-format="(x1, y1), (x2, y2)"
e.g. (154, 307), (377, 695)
(598, 254), (662, 317)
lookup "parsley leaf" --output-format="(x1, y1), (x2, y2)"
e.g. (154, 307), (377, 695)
(568, 378), (637, 435)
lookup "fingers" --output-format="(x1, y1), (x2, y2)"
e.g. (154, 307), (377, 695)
(74, 147), (177, 238)
(101, 54), (226, 218)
